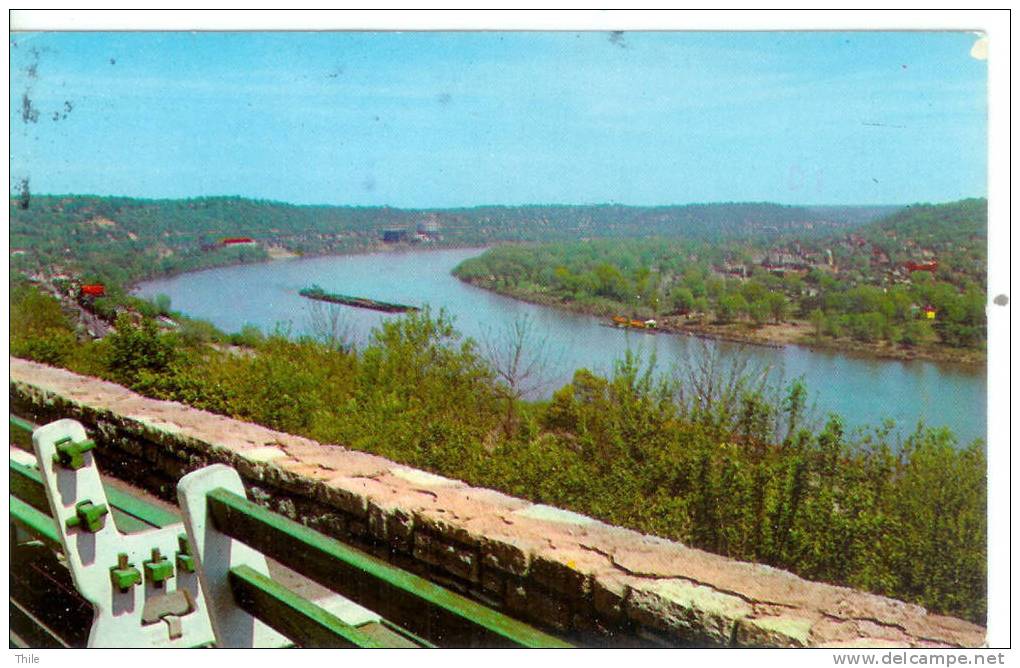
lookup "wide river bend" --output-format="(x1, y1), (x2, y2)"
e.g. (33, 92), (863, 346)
(135, 248), (986, 446)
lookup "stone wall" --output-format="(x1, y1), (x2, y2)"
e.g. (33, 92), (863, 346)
(9, 357), (985, 648)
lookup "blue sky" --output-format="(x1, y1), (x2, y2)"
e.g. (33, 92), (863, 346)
(9, 31), (987, 207)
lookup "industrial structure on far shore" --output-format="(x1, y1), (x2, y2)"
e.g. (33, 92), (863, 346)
(382, 219), (441, 244)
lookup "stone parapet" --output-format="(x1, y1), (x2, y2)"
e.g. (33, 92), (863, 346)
(9, 357), (986, 647)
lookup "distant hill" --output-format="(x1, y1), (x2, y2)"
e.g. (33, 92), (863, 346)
(853, 198), (987, 287)
(9, 195), (899, 286)
(806, 205), (903, 226)
(862, 198), (986, 244)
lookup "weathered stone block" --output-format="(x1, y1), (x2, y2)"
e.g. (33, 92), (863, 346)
(592, 573), (633, 622)
(272, 464), (329, 498)
(320, 476), (381, 516)
(347, 518), (368, 537)
(110, 434), (145, 457)
(413, 531), (439, 566)
(389, 467), (464, 489)
(413, 531), (479, 582)
(439, 543), (479, 583)
(479, 535), (539, 577)
(734, 615), (816, 647)
(307, 511), (347, 537)
(273, 496), (298, 520)
(389, 550), (432, 579)
(626, 578), (752, 646)
(366, 502), (390, 541)
(514, 504), (596, 526)
(530, 547), (612, 598)
(414, 507), (480, 548)
(506, 582), (573, 632)
(481, 567), (505, 597)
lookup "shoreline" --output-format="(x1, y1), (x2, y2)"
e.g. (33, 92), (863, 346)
(124, 240), (487, 295)
(123, 246), (983, 369)
(454, 278), (987, 369)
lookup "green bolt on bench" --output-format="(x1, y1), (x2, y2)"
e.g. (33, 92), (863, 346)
(65, 499), (110, 533)
(52, 435), (97, 470)
(11, 415), (182, 531)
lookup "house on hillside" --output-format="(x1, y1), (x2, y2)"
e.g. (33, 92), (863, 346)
(416, 219), (441, 242)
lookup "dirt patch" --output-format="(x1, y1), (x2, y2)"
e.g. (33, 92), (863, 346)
(266, 245), (298, 259)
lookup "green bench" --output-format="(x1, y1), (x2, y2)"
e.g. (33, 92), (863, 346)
(9, 416), (571, 649)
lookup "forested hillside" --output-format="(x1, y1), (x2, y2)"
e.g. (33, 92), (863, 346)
(9, 195), (896, 287)
(454, 199), (987, 360)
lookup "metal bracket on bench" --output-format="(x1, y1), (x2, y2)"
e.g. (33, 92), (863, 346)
(31, 419), (216, 648)
(177, 464), (291, 648)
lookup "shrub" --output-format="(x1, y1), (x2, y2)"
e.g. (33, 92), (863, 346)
(106, 314), (179, 387)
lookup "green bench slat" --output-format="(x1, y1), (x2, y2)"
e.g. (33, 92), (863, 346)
(356, 621), (430, 649)
(10, 461), (51, 514)
(228, 565), (387, 648)
(10, 495), (61, 549)
(10, 414), (36, 449)
(207, 488), (572, 648)
(103, 485), (180, 529)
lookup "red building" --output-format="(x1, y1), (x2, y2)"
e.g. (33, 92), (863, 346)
(221, 237), (256, 246)
(905, 260), (938, 273)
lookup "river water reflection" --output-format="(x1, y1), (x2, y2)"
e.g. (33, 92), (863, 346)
(135, 247), (986, 446)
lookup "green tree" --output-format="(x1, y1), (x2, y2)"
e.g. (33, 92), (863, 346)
(106, 315), (179, 387)
(767, 292), (788, 323)
(670, 286), (695, 313)
(809, 308), (826, 339)
(748, 298), (769, 325)
(716, 293), (748, 323)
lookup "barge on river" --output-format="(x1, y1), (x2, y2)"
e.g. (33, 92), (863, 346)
(299, 285), (419, 313)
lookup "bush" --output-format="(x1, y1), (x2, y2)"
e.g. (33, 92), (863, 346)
(177, 317), (224, 347)
(106, 315), (179, 387)
(230, 323), (265, 348)
(11, 330), (78, 366)
(10, 284), (81, 366)
(11, 284), (72, 337)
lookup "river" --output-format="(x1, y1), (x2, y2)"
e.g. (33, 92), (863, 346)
(134, 247), (986, 446)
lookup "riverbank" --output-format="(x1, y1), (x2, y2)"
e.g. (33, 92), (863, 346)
(454, 278), (986, 368)
(121, 240), (485, 295)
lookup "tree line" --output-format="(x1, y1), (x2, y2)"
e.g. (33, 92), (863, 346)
(10, 195), (894, 288)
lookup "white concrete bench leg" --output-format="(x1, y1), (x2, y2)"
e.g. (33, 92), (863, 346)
(32, 419), (216, 648)
(177, 464), (290, 648)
